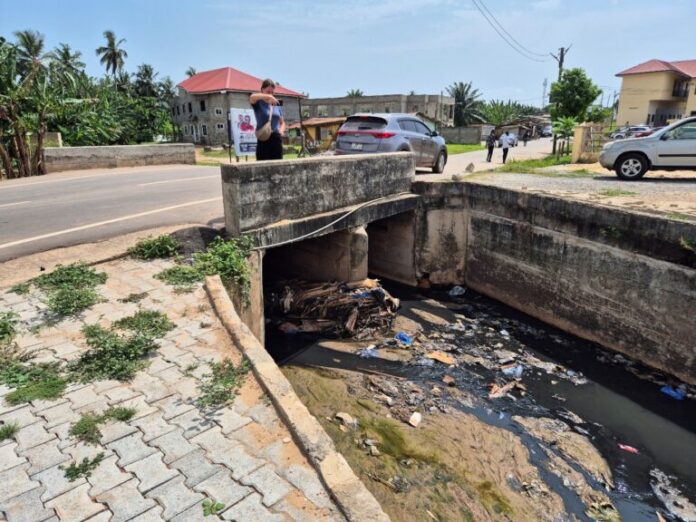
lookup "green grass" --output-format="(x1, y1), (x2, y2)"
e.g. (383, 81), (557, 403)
(113, 310), (175, 338)
(5, 373), (67, 405)
(31, 263), (108, 317)
(446, 143), (485, 155)
(197, 359), (250, 409)
(128, 235), (180, 259)
(496, 154), (572, 173)
(69, 407), (137, 445)
(1, 360), (67, 405)
(62, 453), (104, 481)
(0, 422), (19, 441)
(155, 266), (205, 288)
(47, 287), (101, 316)
(9, 282), (30, 295)
(0, 311), (19, 346)
(598, 189), (638, 197)
(118, 292), (148, 303)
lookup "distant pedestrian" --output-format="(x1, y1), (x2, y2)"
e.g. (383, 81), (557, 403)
(523, 130), (531, 147)
(250, 78), (286, 161)
(485, 130), (496, 162)
(500, 131), (513, 163)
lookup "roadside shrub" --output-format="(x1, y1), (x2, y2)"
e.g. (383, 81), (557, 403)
(128, 235), (180, 259)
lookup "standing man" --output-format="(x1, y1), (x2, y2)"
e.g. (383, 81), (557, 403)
(500, 131), (512, 164)
(485, 130), (496, 162)
(523, 129), (531, 147)
(250, 79), (286, 161)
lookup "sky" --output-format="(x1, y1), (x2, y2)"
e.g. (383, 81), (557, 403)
(2, 0), (695, 105)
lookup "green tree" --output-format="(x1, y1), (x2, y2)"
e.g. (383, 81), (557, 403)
(96, 30), (127, 76)
(13, 30), (48, 76)
(549, 68), (602, 121)
(481, 100), (523, 129)
(134, 64), (158, 98)
(48, 43), (85, 75)
(185, 67), (197, 78)
(552, 116), (577, 155)
(585, 105), (612, 123)
(346, 89), (364, 97)
(446, 81), (484, 127)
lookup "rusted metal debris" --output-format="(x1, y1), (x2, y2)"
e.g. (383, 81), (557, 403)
(268, 279), (400, 338)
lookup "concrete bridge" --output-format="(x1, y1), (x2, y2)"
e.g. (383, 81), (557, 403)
(221, 154), (696, 385)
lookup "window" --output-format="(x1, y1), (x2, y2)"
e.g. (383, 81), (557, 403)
(414, 121), (432, 135)
(317, 105), (328, 117)
(670, 121), (696, 140)
(200, 100), (206, 111)
(398, 120), (417, 132)
(384, 106), (391, 113)
(181, 104), (185, 114)
(171, 107), (175, 116)
(202, 124), (208, 136)
(183, 125), (188, 135)
(215, 108), (223, 116)
(176, 106), (180, 116)
(216, 123), (225, 130)
(188, 102), (192, 113)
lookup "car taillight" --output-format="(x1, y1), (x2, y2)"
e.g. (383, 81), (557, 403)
(336, 130), (395, 138)
(370, 132), (395, 139)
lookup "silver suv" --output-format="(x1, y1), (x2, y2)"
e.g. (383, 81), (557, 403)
(335, 113), (448, 173)
(610, 125), (651, 140)
(599, 117), (696, 180)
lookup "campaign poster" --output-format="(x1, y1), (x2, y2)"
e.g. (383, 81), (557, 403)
(229, 108), (257, 156)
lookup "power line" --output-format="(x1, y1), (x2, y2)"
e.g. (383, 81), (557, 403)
(476, 0), (548, 59)
(471, 0), (548, 63)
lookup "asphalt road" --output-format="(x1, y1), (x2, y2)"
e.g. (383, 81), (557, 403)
(0, 165), (223, 262)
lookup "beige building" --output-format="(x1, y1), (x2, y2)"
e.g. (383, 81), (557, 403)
(616, 59), (696, 126)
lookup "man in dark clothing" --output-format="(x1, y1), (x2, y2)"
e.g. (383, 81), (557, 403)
(485, 130), (496, 162)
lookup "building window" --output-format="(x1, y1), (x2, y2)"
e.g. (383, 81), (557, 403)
(188, 102), (192, 113)
(200, 100), (206, 111)
(202, 124), (208, 136)
(171, 107), (175, 116)
(385, 106), (391, 113)
(183, 125), (188, 135)
(215, 108), (223, 116)
(216, 123), (225, 130)
(317, 105), (328, 117)
(176, 106), (180, 116)
(181, 104), (185, 114)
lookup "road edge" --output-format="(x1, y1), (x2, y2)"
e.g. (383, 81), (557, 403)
(204, 275), (390, 522)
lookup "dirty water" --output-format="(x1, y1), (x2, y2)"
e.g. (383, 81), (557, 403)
(266, 282), (696, 522)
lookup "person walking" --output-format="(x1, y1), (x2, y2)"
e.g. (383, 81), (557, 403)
(523, 129), (531, 147)
(250, 78), (286, 161)
(500, 131), (512, 164)
(485, 130), (496, 162)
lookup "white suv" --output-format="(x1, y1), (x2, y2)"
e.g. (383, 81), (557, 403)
(599, 117), (696, 180)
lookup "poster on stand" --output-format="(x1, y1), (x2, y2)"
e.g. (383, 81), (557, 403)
(229, 108), (257, 156)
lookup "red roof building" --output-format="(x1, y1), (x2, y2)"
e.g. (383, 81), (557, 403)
(617, 59), (696, 78)
(177, 67), (303, 97)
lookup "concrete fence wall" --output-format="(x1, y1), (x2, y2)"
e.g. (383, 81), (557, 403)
(439, 126), (482, 144)
(220, 152), (415, 235)
(43, 143), (195, 173)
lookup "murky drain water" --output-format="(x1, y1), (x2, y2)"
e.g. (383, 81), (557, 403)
(266, 281), (696, 521)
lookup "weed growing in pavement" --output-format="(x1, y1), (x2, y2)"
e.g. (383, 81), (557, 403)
(118, 292), (148, 303)
(113, 310), (175, 338)
(128, 235), (180, 259)
(679, 237), (696, 254)
(600, 226), (623, 242)
(0, 422), (19, 441)
(27, 263), (108, 317)
(9, 282), (30, 295)
(4, 371), (67, 405)
(0, 358), (67, 405)
(0, 311), (19, 346)
(69, 407), (137, 445)
(62, 453), (104, 481)
(202, 499), (226, 516)
(47, 287), (101, 316)
(197, 358), (250, 409)
(155, 265), (204, 290)
(183, 362), (199, 376)
(598, 189), (638, 197)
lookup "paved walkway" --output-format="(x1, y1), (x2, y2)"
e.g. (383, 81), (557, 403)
(0, 258), (342, 521)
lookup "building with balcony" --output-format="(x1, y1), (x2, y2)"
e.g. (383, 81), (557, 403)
(616, 59), (696, 126)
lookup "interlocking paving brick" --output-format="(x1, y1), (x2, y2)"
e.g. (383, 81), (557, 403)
(241, 464), (294, 507)
(0, 486), (54, 522)
(111, 395), (158, 421)
(153, 394), (196, 421)
(0, 463), (38, 502)
(50, 342), (82, 360)
(214, 409), (252, 435)
(170, 409), (215, 440)
(130, 372), (174, 404)
(145, 355), (175, 374)
(20, 441), (69, 476)
(170, 449), (221, 487)
(91, 380), (121, 394)
(45, 482), (105, 521)
(246, 402), (281, 430)
(283, 464), (336, 510)
(38, 402), (75, 429)
(34, 463), (86, 502)
(1, 405), (39, 429)
(147, 476), (204, 519)
(83, 510), (111, 521)
(86, 455), (131, 497)
(30, 397), (69, 414)
(96, 478), (156, 522)
(98, 420), (138, 445)
(0, 442), (26, 472)
(128, 506), (164, 521)
(221, 492), (285, 521)
(125, 453), (178, 493)
(131, 411), (176, 442)
(149, 429), (196, 465)
(194, 470), (252, 508)
(168, 502), (209, 522)
(106, 432), (156, 466)
(157, 341), (187, 361)
(192, 428), (264, 480)
(16, 423), (54, 451)
(103, 385), (141, 405)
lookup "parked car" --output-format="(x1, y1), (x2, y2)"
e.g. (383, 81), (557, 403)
(498, 133), (519, 147)
(335, 113), (447, 173)
(610, 125), (651, 140)
(599, 116), (696, 180)
(540, 125), (553, 137)
(633, 126), (664, 138)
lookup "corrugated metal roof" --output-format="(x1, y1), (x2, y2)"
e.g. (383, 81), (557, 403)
(177, 67), (303, 97)
(617, 59), (696, 78)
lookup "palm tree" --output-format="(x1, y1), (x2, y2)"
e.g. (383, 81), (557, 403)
(185, 67), (197, 78)
(114, 69), (132, 94)
(346, 89), (364, 97)
(158, 77), (175, 102)
(96, 30), (127, 76)
(134, 63), (158, 97)
(48, 43), (85, 74)
(446, 81), (484, 127)
(552, 116), (577, 155)
(481, 100), (523, 130)
(13, 29), (48, 75)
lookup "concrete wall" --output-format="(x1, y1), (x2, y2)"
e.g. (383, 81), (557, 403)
(403, 182), (696, 384)
(221, 152), (415, 235)
(439, 126), (482, 145)
(43, 144), (195, 173)
(367, 212), (417, 286)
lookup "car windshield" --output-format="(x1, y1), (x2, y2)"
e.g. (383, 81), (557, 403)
(341, 116), (387, 131)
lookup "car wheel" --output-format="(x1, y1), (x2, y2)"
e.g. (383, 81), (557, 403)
(615, 153), (648, 180)
(432, 151), (446, 173)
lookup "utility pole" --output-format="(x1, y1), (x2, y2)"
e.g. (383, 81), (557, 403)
(550, 45), (571, 153)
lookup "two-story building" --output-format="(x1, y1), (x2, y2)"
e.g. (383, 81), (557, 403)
(616, 59), (696, 126)
(171, 67), (303, 146)
(301, 94), (455, 127)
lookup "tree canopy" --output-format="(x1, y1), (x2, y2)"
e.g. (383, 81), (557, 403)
(346, 89), (364, 97)
(446, 81), (485, 127)
(549, 68), (602, 121)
